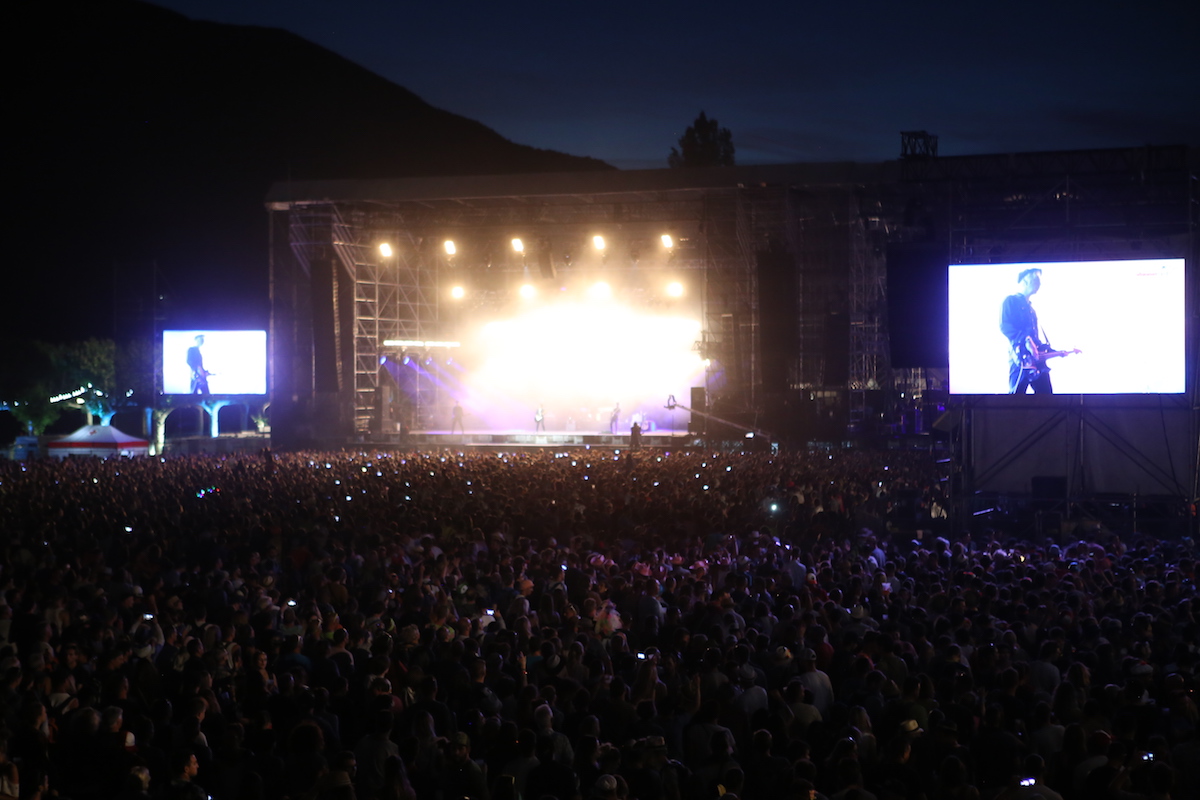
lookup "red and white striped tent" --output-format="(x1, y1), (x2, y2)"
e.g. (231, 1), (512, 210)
(47, 424), (150, 459)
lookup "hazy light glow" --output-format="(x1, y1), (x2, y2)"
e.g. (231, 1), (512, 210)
(592, 235), (606, 251)
(666, 281), (684, 297)
(519, 284), (537, 299)
(661, 234), (674, 248)
(463, 300), (704, 431)
(444, 240), (457, 256)
(451, 285), (466, 299)
(589, 281), (612, 299)
(379, 243), (393, 257)
(512, 238), (524, 253)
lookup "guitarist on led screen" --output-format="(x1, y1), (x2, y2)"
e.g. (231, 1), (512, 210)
(999, 268), (1081, 394)
(187, 334), (212, 395)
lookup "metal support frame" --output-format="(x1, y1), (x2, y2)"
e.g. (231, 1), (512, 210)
(329, 207), (437, 432)
(848, 196), (889, 391)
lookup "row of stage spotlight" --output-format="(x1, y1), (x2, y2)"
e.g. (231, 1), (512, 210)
(378, 234), (678, 260)
(447, 279), (686, 301)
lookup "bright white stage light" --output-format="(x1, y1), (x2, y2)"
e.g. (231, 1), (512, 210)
(592, 235), (606, 251)
(451, 285), (466, 300)
(519, 284), (537, 299)
(666, 281), (684, 297)
(444, 240), (457, 256)
(379, 243), (393, 257)
(589, 281), (612, 299)
(512, 238), (524, 253)
(466, 300), (703, 430)
(661, 234), (674, 248)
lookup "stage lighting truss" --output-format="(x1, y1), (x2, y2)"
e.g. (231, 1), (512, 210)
(423, 230), (698, 311)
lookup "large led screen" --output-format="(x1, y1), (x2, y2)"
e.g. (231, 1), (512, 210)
(948, 259), (1185, 394)
(163, 330), (267, 395)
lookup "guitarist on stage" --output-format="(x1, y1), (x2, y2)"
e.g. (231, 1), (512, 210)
(1000, 268), (1079, 394)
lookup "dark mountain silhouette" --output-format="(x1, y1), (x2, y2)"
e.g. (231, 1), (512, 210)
(11, 0), (611, 342)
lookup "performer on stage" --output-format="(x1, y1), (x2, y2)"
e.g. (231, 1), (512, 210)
(187, 335), (211, 395)
(609, 402), (620, 433)
(451, 400), (465, 434)
(534, 404), (545, 431)
(999, 268), (1078, 394)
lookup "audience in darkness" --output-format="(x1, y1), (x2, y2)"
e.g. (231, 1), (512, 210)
(0, 447), (1195, 800)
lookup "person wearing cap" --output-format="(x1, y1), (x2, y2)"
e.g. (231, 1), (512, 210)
(440, 731), (489, 800)
(725, 661), (768, 746)
(643, 735), (689, 800)
(767, 645), (798, 687)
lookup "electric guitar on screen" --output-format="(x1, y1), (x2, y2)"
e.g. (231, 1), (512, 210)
(1019, 335), (1081, 379)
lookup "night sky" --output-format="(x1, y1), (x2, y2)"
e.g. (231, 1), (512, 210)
(150, 0), (1199, 169)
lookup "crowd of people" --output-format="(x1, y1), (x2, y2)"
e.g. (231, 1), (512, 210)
(0, 446), (1195, 800)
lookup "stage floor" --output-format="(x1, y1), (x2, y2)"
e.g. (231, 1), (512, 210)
(364, 428), (695, 450)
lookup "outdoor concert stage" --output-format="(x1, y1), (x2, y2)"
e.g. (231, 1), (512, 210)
(265, 149), (1197, 508)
